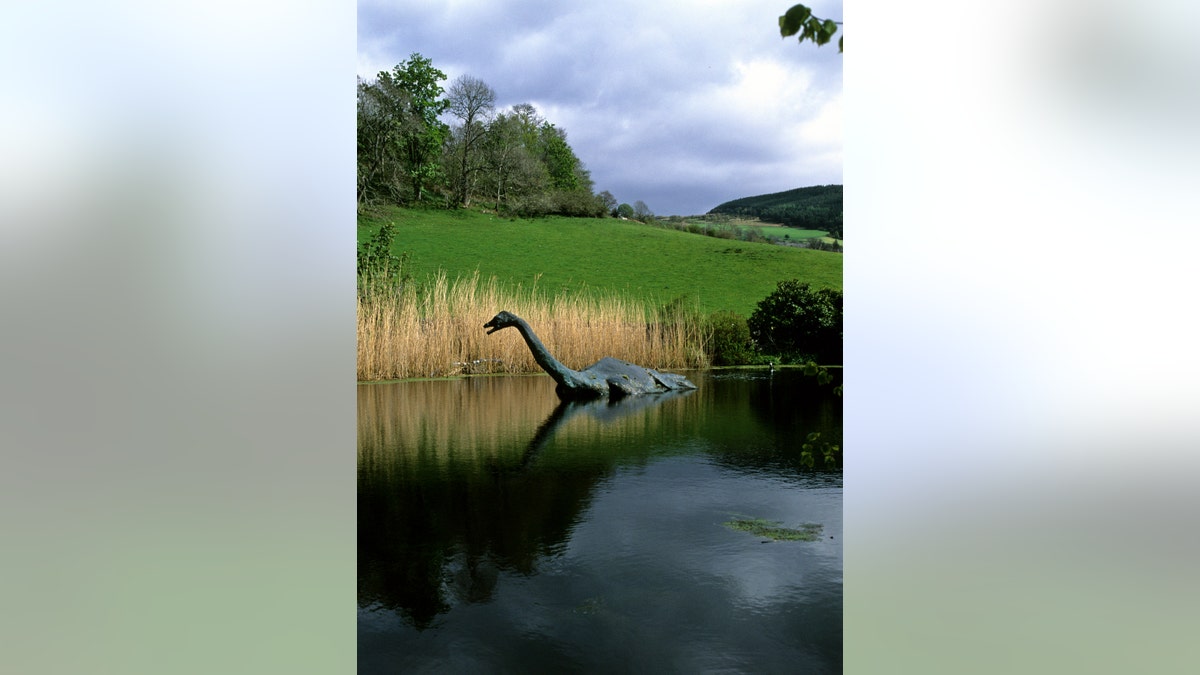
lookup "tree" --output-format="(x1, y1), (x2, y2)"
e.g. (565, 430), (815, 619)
(615, 203), (635, 219)
(445, 75), (496, 207)
(779, 4), (842, 52)
(509, 103), (544, 146)
(748, 280), (842, 364)
(597, 191), (617, 215)
(633, 200), (653, 221)
(480, 106), (549, 211)
(538, 123), (581, 191)
(377, 53), (449, 202)
(357, 76), (409, 205)
(498, 108), (599, 217)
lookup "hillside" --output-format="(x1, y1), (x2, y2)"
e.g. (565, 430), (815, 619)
(358, 206), (842, 318)
(708, 185), (842, 236)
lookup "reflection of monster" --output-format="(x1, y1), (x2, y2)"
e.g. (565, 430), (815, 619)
(484, 311), (696, 400)
(357, 386), (691, 629)
(517, 388), (694, 469)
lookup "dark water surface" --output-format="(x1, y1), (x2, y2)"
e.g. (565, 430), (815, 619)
(358, 369), (842, 673)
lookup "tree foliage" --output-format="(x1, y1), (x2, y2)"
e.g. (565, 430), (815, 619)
(357, 54), (608, 218)
(357, 54), (450, 205)
(382, 54), (450, 202)
(538, 123), (581, 191)
(748, 280), (842, 365)
(779, 4), (842, 52)
(357, 76), (407, 205)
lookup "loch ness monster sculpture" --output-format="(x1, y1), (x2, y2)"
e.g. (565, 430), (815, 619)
(484, 311), (697, 400)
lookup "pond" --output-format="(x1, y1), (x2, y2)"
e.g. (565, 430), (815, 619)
(358, 368), (842, 673)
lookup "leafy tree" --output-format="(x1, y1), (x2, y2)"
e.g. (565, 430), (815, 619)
(779, 4), (842, 52)
(480, 106), (549, 211)
(538, 123), (581, 191)
(357, 73), (602, 218)
(748, 280), (842, 364)
(445, 75), (496, 207)
(377, 53), (449, 202)
(510, 103), (544, 143)
(478, 102), (596, 216)
(615, 203), (635, 219)
(502, 111), (600, 217)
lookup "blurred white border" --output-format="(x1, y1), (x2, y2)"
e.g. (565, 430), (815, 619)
(848, 0), (1200, 671)
(2, 2), (357, 673)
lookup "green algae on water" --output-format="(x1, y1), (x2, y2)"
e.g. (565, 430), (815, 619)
(724, 518), (823, 542)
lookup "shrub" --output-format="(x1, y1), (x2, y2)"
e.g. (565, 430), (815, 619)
(510, 192), (554, 217)
(747, 280), (842, 364)
(736, 226), (767, 244)
(357, 223), (410, 298)
(705, 311), (756, 365)
(550, 189), (607, 217)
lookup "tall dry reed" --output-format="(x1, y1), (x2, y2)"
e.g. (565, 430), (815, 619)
(357, 271), (709, 381)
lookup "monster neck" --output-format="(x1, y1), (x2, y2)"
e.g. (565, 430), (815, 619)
(511, 316), (581, 387)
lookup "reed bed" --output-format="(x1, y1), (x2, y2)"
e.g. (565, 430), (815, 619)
(357, 271), (709, 382)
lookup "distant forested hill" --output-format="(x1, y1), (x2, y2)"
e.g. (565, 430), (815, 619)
(708, 185), (842, 237)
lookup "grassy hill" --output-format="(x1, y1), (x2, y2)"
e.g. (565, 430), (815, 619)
(708, 185), (842, 235)
(358, 206), (841, 318)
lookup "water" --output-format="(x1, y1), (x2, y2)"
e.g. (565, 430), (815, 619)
(358, 369), (842, 673)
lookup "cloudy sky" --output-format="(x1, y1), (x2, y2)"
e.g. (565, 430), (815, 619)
(358, 0), (842, 216)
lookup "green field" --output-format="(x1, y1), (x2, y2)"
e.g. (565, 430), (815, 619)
(358, 206), (842, 317)
(742, 222), (829, 242)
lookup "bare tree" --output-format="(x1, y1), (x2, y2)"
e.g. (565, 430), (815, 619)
(633, 200), (654, 221)
(446, 75), (496, 207)
(597, 190), (618, 216)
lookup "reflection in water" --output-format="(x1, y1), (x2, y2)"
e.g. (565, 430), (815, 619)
(518, 387), (696, 468)
(358, 369), (842, 671)
(358, 378), (696, 628)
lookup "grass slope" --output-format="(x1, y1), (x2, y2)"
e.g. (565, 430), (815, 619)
(358, 206), (842, 317)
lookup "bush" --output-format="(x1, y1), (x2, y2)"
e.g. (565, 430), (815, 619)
(509, 192), (554, 217)
(748, 280), (842, 365)
(736, 226), (767, 244)
(357, 223), (410, 297)
(705, 311), (756, 365)
(550, 189), (607, 217)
